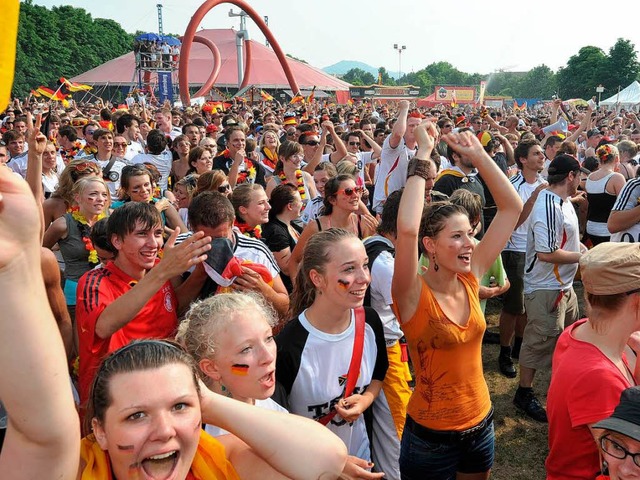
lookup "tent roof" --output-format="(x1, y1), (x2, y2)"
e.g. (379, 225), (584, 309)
(600, 81), (640, 105)
(71, 28), (350, 92)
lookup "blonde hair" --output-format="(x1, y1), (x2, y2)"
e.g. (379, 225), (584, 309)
(71, 176), (111, 211)
(176, 293), (277, 379)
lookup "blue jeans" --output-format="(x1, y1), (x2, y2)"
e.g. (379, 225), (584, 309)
(399, 416), (495, 480)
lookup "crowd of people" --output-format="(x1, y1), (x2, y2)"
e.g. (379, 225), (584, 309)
(1, 93), (640, 479)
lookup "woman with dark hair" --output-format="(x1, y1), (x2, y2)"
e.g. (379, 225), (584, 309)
(392, 123), (522, 479)
(230, 183), (270, 239)
(290, 173), (378, 279)
(186, 146), (213, 176)
(170, 133), (191, 183)
(265, 141), (316, 205)
(262, 183), (304, 292)
(173, 173), (199, 228)
(111, 164), (187, 232)
(546, 242), (640, 479)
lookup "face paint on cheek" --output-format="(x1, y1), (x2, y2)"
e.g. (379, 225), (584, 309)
(231, 364), (249, 376)
(117, 444), (135, 451)
(337, 279), (350, 291)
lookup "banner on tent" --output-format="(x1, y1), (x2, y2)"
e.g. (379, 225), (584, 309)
(158, 71), (173, 103)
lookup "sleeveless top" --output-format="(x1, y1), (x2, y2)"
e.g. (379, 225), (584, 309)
(58, 213), (94, 282)
(586, 172), (616, 236)
(316, 215), (363, 238)
(392, 272), (491, 431)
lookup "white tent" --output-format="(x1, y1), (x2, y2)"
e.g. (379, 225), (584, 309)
(600, 80), (640, 108)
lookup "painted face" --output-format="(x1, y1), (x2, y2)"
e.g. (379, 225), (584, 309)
(313, 237), (370, 309)
(112, 220), (164, 274)
(191, 150), (213, 175)
(330, 179), (361, 213)
(76, 180), (109, 217)
(600, 433), (640, 480)
(227, 131), (246, 154)
(173, 184), (190, 209)
(203, 310), (276, 403)
(240, 189), (271, 226)
(92, 363), (201, 480)
(423, 212), (475, 274)
(313, 170), (331, 197)
(128, 174), (153, 203)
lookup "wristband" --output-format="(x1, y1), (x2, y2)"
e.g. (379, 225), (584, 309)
(407, 157), (432, 180)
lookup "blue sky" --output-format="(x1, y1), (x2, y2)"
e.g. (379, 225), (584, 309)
(32, 0), (640, 75)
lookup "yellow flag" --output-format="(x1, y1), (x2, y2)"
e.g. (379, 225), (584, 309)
(0, 0), (19, 112)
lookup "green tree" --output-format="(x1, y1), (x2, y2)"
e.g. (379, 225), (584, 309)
(342, 68), (375, 86)
(601, 38), (640, 93)
(13, 1), (134, 97)
(556, 46), (607, 99)
(518, 65), (557, 98)
(378, 67), (396, 86)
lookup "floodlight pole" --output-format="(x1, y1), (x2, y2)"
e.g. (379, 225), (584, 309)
(229, 9), (249, 88)
(157, 4), (164, 36)
(393, 43), (406, 83)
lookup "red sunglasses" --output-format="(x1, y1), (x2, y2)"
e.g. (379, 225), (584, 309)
(336, 186), (365, 197)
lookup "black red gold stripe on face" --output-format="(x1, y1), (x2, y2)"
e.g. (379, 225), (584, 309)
(337, 279), (351, 290)
(231, 364), (250, 376)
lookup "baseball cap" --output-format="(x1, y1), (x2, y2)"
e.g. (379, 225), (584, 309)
(547, 154), (590, 176)
(593, 386), (640, 441)
(580, 242), (640, 295)
(586, 128), (602, 138)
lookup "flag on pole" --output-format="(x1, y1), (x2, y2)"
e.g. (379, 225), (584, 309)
(478, 81), (487, 106)
(290, 93), (305, 104)
(31, 89), (41, 97)
(36, 86), (70, 107)
(260, 90), (273, 101)
(451, 89), (457, 108)
(306, 86), (316, 104)
(60, 77), (92, 92)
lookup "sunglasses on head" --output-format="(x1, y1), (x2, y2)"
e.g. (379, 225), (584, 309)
(75, 162), (98, 173)
(337, 186), (365, 196)
(304, 140), (320, 146)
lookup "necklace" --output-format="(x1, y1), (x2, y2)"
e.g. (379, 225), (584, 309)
(221, 149), (257, 184)
(279, 169), (307, 202)
(71, 206), (105, 264)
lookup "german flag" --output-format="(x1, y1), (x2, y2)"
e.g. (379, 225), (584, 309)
(347, 98), (353, 106)
(260, 90), (273, 101)
(290, 93), (305, 104)
(36, 86), (70, 107)
(60, 77), (92, 92)
(306, 86), (316, 104)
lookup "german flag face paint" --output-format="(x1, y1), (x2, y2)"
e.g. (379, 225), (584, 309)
(337, 279), (350, 291)
(231, 364), (250, 376)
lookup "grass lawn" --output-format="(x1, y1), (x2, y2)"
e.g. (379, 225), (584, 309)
(482, 283), (586, 480)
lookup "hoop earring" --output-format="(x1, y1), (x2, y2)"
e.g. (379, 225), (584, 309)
(432, 253), (439, 272)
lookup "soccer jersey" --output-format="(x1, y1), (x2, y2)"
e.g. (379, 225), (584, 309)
(610, 177), (640, 243)
(276, 307), (388, 460)
(76, 261), (178, 405)
(524, 189), (580, 294)
(372, 136), (416, 213)
(505, 173), (545, 252)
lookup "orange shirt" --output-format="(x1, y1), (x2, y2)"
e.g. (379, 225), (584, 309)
(393, 272), (491, 431)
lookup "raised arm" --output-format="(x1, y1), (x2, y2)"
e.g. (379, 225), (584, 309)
(392, 122), (434, 323)
(0, 168), (79, 480)
(201, 388), (347, 480)
(301, 123), (328, 174)
(389, 100), (410, 149)
(441, 131), (523, 278)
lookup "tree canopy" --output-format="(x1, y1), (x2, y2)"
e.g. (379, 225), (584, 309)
(13, 1), (134, 97)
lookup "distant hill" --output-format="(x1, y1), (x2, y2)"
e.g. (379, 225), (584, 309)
(323, 60), (401, 79)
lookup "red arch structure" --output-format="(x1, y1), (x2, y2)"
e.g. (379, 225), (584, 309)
(179, 34), (222, 100)
(178, 0), (300, 105)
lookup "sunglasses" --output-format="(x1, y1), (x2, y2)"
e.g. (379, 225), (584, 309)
(336, 186), (365, 196)
(218, 183), (231, 193)
(75, 162), (98, 173)
(443, 124), (453, 128)
(304, 140), (320, 146)
(348, 141), (361, 147)
(286, 132), (296, 136)
(113, 142), (127, 147)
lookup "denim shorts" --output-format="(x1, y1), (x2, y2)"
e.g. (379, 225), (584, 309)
(399, 414), (495, 480)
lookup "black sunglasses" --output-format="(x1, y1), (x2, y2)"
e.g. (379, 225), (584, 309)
(304, 140), (320, 146)
(218, 183), (231, 193)
(348, 141), (361, 147)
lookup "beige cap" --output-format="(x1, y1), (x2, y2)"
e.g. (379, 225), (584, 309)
(580, 242), (640, 295)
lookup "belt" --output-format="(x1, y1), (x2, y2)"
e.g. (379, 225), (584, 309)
(406, 407), (494, 444)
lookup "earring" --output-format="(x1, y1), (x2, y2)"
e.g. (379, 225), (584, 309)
(220, 383), (232, 398)
(432, 254), (439, 272)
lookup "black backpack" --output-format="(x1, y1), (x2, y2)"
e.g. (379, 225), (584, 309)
(363, 239), (395, 307)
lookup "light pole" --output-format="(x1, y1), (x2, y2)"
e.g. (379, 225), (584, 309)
(393, 43), (406, 83)
(596, 84), (604, 107)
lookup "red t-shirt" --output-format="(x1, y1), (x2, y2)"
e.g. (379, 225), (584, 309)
(546, 318), (635, 480)
(76, 261), (178, 407)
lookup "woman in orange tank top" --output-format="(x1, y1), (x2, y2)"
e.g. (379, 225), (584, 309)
(392, 123), (522, 479)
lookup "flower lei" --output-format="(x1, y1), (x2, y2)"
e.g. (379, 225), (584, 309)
(71, 206), (106, 264)
(60, 140), (84, 164)
(234, 219), (262, 239)
(261, 147), (278, 172)
(279, 169), (307, 201)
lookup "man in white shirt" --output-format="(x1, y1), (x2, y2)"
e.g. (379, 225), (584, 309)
(116, 114), (145, 162)
(154, 109), (181, 140)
